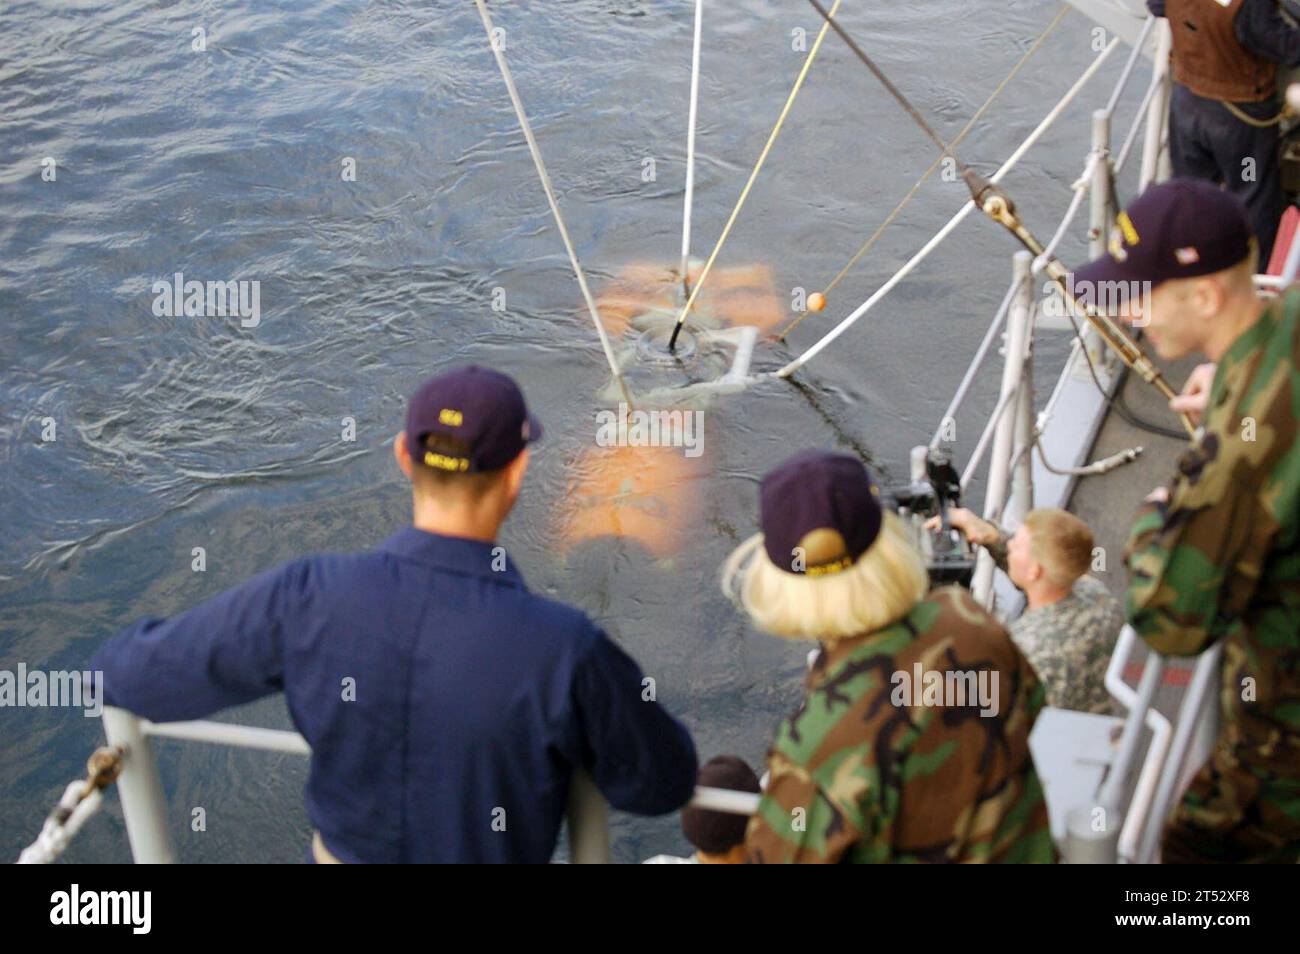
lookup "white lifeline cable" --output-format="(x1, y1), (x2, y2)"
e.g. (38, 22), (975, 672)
(17, 781), (104, 864)
(473, 0), (624, 382)
(776, 36), (1121, 378)
(680, 0), (704, 288)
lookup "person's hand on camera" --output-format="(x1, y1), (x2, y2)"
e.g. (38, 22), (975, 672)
(924, 507), (999, 546)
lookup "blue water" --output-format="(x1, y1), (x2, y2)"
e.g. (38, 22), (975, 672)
(0, 0), (1142, 862)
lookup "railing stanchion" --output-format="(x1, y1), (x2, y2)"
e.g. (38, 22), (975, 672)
(1063, 627), (1167, 864)
(1009, 315), (1035, 526)
(1135, 643), (1224, 864)
(1088, 109), (1113, 261)
(101, 706), (174, 864)
(1085, 108), (1115, 371)
(972, 251), (1034, 606)
(1139, 20), (1174, 189)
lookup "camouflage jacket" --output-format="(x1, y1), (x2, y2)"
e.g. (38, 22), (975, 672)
(745, 586), (1056, 863)
(987, 530), (1121, 714)
(1125, 286), (1300, 780)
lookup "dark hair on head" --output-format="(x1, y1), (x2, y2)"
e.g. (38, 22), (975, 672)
(681, 755), (761, 856)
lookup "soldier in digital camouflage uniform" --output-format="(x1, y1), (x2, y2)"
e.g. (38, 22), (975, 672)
(720, 450), (1056, 863)
(1076, 179), (1300, 863)
(935, 507), (1122, 714)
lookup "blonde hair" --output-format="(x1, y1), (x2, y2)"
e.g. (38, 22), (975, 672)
(1021, 508), (1093, 590)
(720, 511), (929, 642)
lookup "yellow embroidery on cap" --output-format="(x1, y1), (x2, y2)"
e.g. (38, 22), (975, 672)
(424, 451), (469, 472)
(805, 556), (854, 577)
(439, 408), (464, 426)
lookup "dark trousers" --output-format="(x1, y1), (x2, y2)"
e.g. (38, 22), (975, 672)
(1169, 83), (1290, 265)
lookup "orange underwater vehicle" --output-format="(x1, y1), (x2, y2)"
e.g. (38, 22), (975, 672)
(553, 261), (783, 559)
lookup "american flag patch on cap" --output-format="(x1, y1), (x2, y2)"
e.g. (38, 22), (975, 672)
(1175, 246), (1200, 266)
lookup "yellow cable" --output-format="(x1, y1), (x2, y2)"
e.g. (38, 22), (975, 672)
(1221, 99), (1289, 128)
(671, 0), (842, 332)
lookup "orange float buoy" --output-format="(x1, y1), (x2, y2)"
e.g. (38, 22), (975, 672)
(807, 291), (826, 313)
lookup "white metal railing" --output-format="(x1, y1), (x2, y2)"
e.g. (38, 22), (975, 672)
(944, 15), (1225, 864)
(947, 47), (1145, 605)
(100, 636), (1217, 867)
(1134, 643), (1222, 864)
(969, 251), (1036, 607)
(937, 17), (1165, 446)
(957, 19), (1176, 608)
(1101, 626), (1172, 862)
(100, 706), (757, 864)
(1139, 20), (1175, 189)
(1054, 630), (1221, 865)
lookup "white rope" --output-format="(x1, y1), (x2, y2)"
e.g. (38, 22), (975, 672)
(1039, 334), (1081, 423)
(16, 781), (103, 864)
(680, 0), (704, 287)
(776, 36), (1121, 378)
(1032, 151), (1099, 273)
(929, 273), (1023, 448)
(1102, 15), (1156, 120)
(960, 384), (1021, 492)
(472, 0), (624, 383)
(690, 785), (761, 815)
(1115, 57), (1162, 175)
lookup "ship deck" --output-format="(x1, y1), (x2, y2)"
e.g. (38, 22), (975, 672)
(1066, 351), (1202, 717)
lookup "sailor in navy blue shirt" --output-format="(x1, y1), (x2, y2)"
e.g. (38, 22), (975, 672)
(1147, 0), (1300, 261)
(90, 365), (698, 863)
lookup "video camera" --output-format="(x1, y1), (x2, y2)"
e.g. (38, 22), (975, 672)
(888, 445), (976, 588)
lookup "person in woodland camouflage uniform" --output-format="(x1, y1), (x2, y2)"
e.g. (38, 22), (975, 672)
(720, 450), (1055, 863)
(932, 507), (1122, 714)
(1076, 179), (1300, 863)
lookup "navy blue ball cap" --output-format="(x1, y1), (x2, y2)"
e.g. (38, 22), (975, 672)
(1071, 178), (1254, 305)
(405, 365), (541, 474)
(759, 450), (884, 576)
